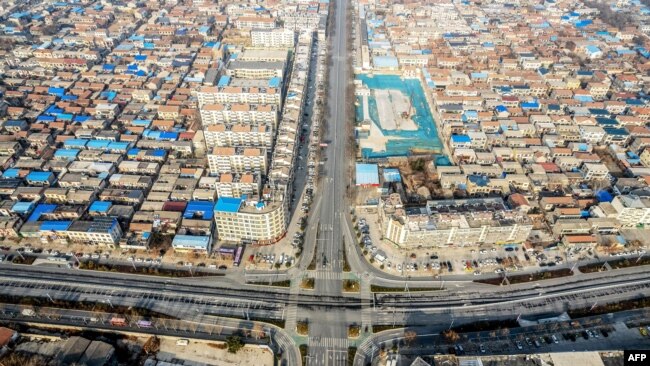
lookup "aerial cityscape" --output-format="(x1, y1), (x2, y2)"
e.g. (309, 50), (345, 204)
(0, 0), (649, 365)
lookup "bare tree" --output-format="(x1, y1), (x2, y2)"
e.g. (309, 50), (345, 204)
(404, 330), (417, 346)
(442, 329), (460, 344)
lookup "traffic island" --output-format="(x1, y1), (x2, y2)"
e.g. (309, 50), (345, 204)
(296, 321), (309, 336)
(370, 285), (441, 293)
(348, 324), (360, 338)
(474, 268), (573, 285)
(78, 261), (223, 278)
(579, 257), (650, 273)
(342, 279), (360, 292)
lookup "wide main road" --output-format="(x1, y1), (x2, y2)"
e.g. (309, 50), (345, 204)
(307, 0), (351, 364)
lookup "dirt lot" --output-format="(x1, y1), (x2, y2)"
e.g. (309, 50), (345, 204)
(155, 338), (274, 366)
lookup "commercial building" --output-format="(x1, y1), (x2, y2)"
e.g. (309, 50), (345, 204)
(213, 196), (286, 244)
(383, 197), (532, 248)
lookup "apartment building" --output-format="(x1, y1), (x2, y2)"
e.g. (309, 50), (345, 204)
(207, 147), (267, 175)
(238, 49), (288, 63)
(204, 124), (273, 149)
(226, 60), (285, 79)
(213, 173), (260, 198)
(199, 104), (278, 126)
(581, 163), (610, 180)
(251, 28), (295, 48)
(197, 86), (281, 107)
(235, 17), (276, 29)
(609, 195), (650, 226)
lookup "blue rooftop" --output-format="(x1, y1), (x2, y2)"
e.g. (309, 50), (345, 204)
(451, 134), (471, 143)
(217, 75), (231, 87)
(89, 200), (112, 213)
(172, 235), (211, 250)
(26, 171), (53, 182)
(184, 201), (216, 220)
(28, 204), (57, 222)
(2, 168), (20, 179)
(214, 197), (243, 213)
(12, 201), (35, 214)
(383, 168), (402, 183)
(356, 163), (379, 186)
(268, 77), (281, 88)
(40, 220), (72, 232)
(64, 139), (89, 148)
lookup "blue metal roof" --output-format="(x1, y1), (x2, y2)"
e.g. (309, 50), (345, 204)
(64, 138), (89, 148)
(2, 168), (20, 179)
(451, 134), (471, 143)
(40, 220), (72, 231)
(268, 77), (281, 88)
(172, 235), (210, 249)
(12, 201), (35, 214)
(383, 168), (402, 183)
(355, 163), (379, 186)
(26, 171), (53, 182)
(28, 204), (57, 222)
(89, 200), (112, 213)
(217, 75), (231, 87)
(214, 197), (243, 213)
(54, 149), (80, 159)
(184, 201), (216, 220)
(87, 140), (110, 149)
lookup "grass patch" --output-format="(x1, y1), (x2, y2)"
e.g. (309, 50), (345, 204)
(300, 278), (315, 290)
(299, 344), (308, 364)
(568, 296), (650, 318)
(79, 260), (223, 278)
(451, 319), (519, 333)
(347, 347), (357, 366)
(342, 242), (351, 272)
(348, 324), (360, 338)
(307, 253), (317, 270)
(579, 257), (650, 273)
(370, 285), (441, 293)
(11, 255), (37, 265)
(297, 321), (309, 335)
(342, 279), (360, 292)
(474, 268), (573, 285)
(204, 312), (286, 328)
(247, 280), (291, 287)
(372, 324), (402, 333)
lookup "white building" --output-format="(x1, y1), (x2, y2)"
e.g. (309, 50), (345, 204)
(610, 195), (650, 226)
(207, 147), (267, 175)
(251, 28), (295, 48)
(200, 104), (278, 127)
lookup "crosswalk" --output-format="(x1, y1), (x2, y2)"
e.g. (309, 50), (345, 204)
(360, 281), (372, 333)
(308, 336), (349, 349)
(284, 279), (301, 332)
(313, 270), (342, 280)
